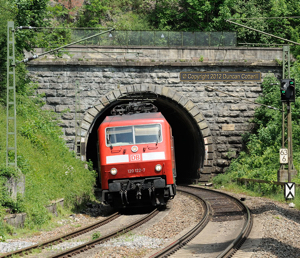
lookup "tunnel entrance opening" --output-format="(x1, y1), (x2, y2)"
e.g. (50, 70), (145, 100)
(86, 93), (205, 185)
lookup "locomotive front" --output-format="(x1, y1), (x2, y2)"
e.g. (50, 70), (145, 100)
(98, 108), (176, 208)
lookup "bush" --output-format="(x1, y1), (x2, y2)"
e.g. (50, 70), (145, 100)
(212, 173), (231, 187)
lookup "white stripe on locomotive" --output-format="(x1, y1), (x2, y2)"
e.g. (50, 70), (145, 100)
(142, 152), (165, 161)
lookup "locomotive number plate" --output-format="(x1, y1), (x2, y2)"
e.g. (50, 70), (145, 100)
(128, 168), (145, 173)
(130, 154), (141, 161)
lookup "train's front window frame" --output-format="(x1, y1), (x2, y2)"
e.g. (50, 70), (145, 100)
(105, 124), (162, 147)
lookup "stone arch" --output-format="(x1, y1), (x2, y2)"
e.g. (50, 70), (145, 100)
(77, 85), (215, 183)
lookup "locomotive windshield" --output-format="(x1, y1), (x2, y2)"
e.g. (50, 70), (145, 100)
(106, 124), (162, 146)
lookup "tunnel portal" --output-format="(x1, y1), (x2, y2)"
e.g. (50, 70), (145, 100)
(85, 92), (207, 184)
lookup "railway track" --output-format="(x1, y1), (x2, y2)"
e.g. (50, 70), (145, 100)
(1, 212), (121, 258)
(151, 185), (252, 258)
(1, 186), (252, 258)
(48, 208), (159, 258)
(1, 208), (160, 258)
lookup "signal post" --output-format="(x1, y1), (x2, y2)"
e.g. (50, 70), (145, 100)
(279, 78), (297, 185)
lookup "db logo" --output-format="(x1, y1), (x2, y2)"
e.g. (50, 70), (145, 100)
(130, 154), (141, 161)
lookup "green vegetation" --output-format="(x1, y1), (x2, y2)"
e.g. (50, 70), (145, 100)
(144, 0), (300, 53)
(92, 231), (101, 240)
(0, 90), (96, 238)
(0, 0), (96, 240)
(213, 63), (300, 208)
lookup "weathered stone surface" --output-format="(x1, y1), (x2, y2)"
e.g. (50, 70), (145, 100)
(41, 105), (55, 111)
(81, 120), (91, 130)
(56, 105), (72, 112)
(179, 96), (189, 107)
(47, 97), (61, 105)
(189, 106), (200, 116)
(198, 173), (212, 182)
(95, 104), (104, 111)
(37, 89), (56, 97)
(100, 96), (110, 106)
(204, 159), (214, 166)
(217, 159), (230, 167)
(65, 128), (75, 136)
(194, 112), (205, 122)
(198, 121), (208, 130)
(201, 167), (215, 174)
(83, 113), (95, 123)
(203, 136), (213, 144)
(62, 113), (74, 120)
(205, 144), (214, 153)
(172, 92), (182, 102)
(184, 100), (195, 111)
(162, 87), (175, 98)
(5, 173), (25, 200)
(201, 127), (211, 137)
(88, 108), (98, 117)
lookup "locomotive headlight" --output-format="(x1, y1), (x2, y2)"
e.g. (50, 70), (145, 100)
(131, 146), (138, 153)
(155, 164), (162, 172)
(110, 168), (118, 175)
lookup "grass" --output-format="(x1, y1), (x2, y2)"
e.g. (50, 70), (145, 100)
(6, 204), (76, 240)
(211, 177), (300, 209)
(92, 231), (101, 240)
(0, 93), (97, 239)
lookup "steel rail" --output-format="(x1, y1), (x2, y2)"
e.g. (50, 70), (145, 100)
(149, 188), (210, 258)
(187, 185), (253, 258)
(0, 212), (120, 258)
(151, 185), (252, 258)
(49, 208), (159, 258)
(216, 191), (252, 258)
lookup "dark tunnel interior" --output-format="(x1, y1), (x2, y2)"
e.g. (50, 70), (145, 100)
(86, 94), (205, 185)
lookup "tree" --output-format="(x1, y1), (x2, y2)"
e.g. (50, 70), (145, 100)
(0, 0), (50, 100)
(143, 0), (300, 52)
(77, 0), (112, 27)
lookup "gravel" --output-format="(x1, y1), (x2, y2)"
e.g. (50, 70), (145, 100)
(100, 235), (166, 249)
(244, 198), (300, 258)
(0, 241), (36, 253)
(91, 192), (203, 258)
(1, 189), (299, 258)
(218, 189), (300, 258)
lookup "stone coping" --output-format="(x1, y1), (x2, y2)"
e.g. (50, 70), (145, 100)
(33, 45), (284, 50)
(28, 60), (280, 67)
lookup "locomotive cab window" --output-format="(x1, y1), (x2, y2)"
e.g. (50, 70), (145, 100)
(106, 124), (162, 146)
(135, 124), (162, 144)
(106, 126), (134, 146)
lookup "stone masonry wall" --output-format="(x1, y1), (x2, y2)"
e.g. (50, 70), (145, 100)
(27, 60), (282, 176)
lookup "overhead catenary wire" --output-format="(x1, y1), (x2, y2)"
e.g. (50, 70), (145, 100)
(17, 27), (115, 64)
(226, 19), (300, 46)
(15, 26), (110, 30)
(228, 16), (300, 20)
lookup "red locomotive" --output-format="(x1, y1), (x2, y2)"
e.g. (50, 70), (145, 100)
(98, 102), (176, 207)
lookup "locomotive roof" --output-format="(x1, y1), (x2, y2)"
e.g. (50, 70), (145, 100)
(101, 112), (166, 126)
